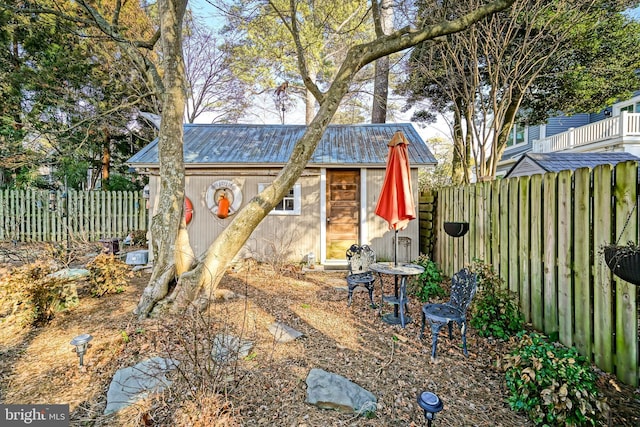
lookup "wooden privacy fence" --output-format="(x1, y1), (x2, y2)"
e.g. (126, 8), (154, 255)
(433, 161), (639, 386)
(0, 189), (148, 243)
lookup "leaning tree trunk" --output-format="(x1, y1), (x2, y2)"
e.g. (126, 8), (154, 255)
(135, 0), (516, 317)
(135, 0), (194, 318)
(166, 57), (358, 314)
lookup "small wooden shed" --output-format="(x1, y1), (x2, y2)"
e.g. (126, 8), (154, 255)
(128, 123), (437, 267)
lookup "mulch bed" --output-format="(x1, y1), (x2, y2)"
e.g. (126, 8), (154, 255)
(0, 244), (639, 426)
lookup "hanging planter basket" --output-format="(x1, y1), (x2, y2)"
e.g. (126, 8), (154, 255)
(443, 221), (469, 238)
(603, 244), (640, 286)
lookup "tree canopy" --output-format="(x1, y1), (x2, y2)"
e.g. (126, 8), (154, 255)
(0, 0), (158, 190)
(399, 0), (640, 182)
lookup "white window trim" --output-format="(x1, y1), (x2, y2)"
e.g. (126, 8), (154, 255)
(258, 183), (301, 215)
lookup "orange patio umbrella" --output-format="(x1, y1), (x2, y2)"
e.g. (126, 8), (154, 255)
(375, 130), (416, 265)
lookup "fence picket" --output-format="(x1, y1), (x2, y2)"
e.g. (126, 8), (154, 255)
(573, 168), (592, 358)
(518, 176), (531, 322)
(556, 170), (572, 345)
(593, 165), (614, 372)
(508, 179), (520, 295)
(498, 179), (509, 287)
(542, 173), (559, 336)
(490, 180), (500, 267)
(612, 161), (639, 385)
(530, 174), (544, 330)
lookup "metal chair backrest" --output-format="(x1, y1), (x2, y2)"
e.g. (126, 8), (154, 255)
(448, 268), (477, 314)
(346, 244), (376, 275)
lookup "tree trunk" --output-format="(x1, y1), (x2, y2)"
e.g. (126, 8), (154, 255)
(371, 0), (393, 123)
(304, 70), (317, 125)
(451, 99), (467, 185)
(372, 56), (389, 123)
(305, 88), (315, 125)
(101, 144), (110, 182)
(135, 0), (193, 318)
(166, 53), (359, 315)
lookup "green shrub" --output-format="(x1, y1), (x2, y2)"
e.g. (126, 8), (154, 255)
(410, 254), (446, 302)
(0, 262), (76, 325)
(504, 332), (608, 425)
(86, 253), (132, 297)
(469, 260), (524, 339)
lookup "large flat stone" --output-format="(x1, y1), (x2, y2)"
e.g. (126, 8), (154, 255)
(104, 357), (178, 414)
(305, 368), (377, 415)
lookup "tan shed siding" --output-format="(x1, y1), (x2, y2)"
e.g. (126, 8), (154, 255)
(185, 170), (321, 263)
(365, 168), (421, 263)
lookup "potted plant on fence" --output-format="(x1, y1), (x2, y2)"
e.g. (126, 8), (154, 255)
(602, 241), (640, 286)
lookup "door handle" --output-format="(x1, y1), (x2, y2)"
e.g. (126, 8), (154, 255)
(327, 217), (331, 223)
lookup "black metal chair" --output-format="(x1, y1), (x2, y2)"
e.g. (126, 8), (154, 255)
(420, 268), (477, 360)
(346, 244), (377, 308)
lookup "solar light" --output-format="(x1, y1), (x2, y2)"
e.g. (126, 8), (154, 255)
(417, 391), (443, 426)
(70, 334), (93, 367)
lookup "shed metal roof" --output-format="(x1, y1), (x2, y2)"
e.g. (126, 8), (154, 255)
(504, 152), (639, 178)
(127, 123), (437, 168)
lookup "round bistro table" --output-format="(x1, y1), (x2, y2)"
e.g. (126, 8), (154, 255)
(369, 262), (424, 328)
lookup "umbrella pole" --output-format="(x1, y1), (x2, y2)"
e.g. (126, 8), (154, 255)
(394, 229), (399, 318)
(394, 229), (398, 267)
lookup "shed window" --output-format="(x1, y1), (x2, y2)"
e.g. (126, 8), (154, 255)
(258, 183), (301, 215)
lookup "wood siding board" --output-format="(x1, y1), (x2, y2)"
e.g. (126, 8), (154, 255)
(613, 161), (639, 386)
(556, 170), (573, 346)
(542, 173), (559, 336)
(530, 174), (544, 330)
(593, 164), (614, 371)
(573, 168), (592, 357)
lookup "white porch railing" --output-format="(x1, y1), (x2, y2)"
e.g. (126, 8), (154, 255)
(533, 111), (640, 153)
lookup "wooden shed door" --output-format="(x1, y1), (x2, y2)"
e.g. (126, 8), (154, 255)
(326, 170), (360, 259)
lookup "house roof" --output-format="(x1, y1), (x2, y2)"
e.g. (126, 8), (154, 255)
(504, 152), (639, 178)
(127, 123), (437, 168)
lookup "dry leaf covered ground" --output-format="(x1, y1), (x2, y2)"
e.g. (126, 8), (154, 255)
(0, 243), (639, 426)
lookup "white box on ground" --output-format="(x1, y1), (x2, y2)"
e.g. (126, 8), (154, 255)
(126, 250), (149, 265)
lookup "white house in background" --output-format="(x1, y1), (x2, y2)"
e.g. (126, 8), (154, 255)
(497, 91), (640, 176)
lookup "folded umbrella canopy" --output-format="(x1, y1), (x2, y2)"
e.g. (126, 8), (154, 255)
(375, 130), (416, 265)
